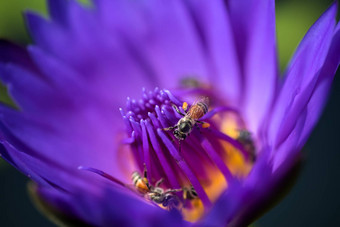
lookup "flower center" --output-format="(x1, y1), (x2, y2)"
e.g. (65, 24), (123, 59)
(79, 87), (255, 222)
(118, 87), (255, 221)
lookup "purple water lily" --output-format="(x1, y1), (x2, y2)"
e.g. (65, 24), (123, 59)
(0, 0), (339, 226)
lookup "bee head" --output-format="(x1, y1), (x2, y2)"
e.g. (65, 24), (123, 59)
(174, 130), (186, 140)
(178, 121), (191, 133)
(149, 188), (165, 204)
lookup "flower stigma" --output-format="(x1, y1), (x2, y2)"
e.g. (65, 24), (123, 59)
(81, 87), (256, 222)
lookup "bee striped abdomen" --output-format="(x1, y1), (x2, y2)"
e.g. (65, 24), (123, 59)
(189, 102), (208, 120)
(132, 172), (150, 194)
(164, 96), (210, 140)
(197, 102), (208, 114)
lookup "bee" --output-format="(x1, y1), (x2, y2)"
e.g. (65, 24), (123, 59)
(180, 77), (201, 88)
(79, 165), (182, 210)
(179, 77), (212, 90)
(132, 165), (182, 210)
(182, 185), (198, 200)
(131, 170), (152, 194)
(237, 130), (256, 162)
(164, 97), (210, 140)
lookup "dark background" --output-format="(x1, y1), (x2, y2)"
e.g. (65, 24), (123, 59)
(0, 0), (339, 226)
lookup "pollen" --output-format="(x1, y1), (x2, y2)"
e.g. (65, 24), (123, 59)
(182, 102), (188, 111)
(201, 122), (210, 128)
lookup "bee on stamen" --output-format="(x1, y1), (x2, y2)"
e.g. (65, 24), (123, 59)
(132, 164), (183, 210)
(164, 97), (210, 141)
(236, 130), (256, 162)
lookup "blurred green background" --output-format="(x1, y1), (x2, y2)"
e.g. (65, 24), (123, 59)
(0, 0), (339, 226)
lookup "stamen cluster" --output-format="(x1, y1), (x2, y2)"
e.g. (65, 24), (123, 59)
(119, 88), (253, 215)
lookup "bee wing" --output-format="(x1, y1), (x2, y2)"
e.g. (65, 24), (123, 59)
(187, 96), (210, 120)
(191, 96), (210, 107)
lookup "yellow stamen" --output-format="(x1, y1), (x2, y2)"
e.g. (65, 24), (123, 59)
(223, 142), (252, 177)
(182, 199), (204, 222)
(182, 166), (226, 222)
(202, 122), (210, 128)
(181, 116), (253, 222)
(182, 102), (188, 111)
(220, 116), (253, 176)
(204, 167), (227, 202)
(220, 113), (239, 139)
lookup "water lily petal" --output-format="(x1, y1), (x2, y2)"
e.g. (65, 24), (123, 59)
(119, 0), (211, 88)
(0, 124), (92, 193)
(26, 6), (157, 101)
(272, 109), (307, 171)
(268, 3), (337, 149)
(0, 99), (125, 181)
(183, 0), (242, 104)
(47, 0), (70, 26)
(199, 149), (273, 227)
(298, 22), (340, 147)
(0, 1), (338, 226)
(228, 0), (278, 133)
(36, 182), (188, 227)
(0, 40), (39, 73)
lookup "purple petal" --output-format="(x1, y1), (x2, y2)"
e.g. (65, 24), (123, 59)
(0, 128), (92, 193)
(27, 46), (86, 97)
(78, 166), (127, 188)
(0, 40), (39, 73)
(1, 116), (155, 225)
(197, 179), (243, 226)
(145, 121), (180, 189)
(1, 0), (337, 226)
(271, 110), (307, 171)
(228, 0), (278, 133)
(0, 101), (127, 182)
(25, 12), (70, 59)
(0, 1), (184, 184)
(0, 63), (52, 112)
(108, 0), (211, 88)
(37, 183), (188, 227)
(183, 0), (242, 104)
(157, 129), (212, 208)
(268, 3), (337, 149)
(199, 149), (273, 226)
(298, 21), (340, 147)
(47, 0), (70, 26)
(26, 4), (157, 101)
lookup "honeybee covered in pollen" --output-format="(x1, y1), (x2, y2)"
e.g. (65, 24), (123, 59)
(164, 97), (210, 140)
(132, 165), (183, 210)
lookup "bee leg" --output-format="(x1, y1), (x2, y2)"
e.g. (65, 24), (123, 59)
(172, 104), (186, 116)
(188, 187), (198, 199)
(178, 140), (182, 153)
(155, 178), (164, 187)
(197, 120), (210, 128)
(163, 125), (177, 131)
(143, 163), (151, 190)
(192, 123), (202, 135)
(183, 187), (188, 200)
(165, 188), (183, 193)
(195, 124), (201, 132)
